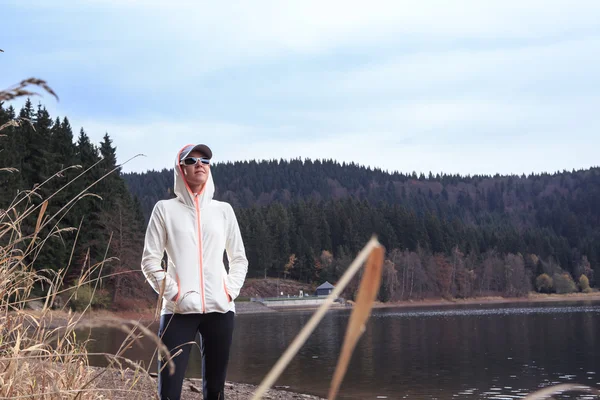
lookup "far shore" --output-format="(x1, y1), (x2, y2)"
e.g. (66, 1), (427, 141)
(260, 291), (600, 312)
(371, 291), (600, 309)
(24, 291), (600, 328)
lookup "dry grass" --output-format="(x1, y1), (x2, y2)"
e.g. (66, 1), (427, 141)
(0, 90), (165, 399)
(0, 195), (146, 399)
(0, 78), (58, 102)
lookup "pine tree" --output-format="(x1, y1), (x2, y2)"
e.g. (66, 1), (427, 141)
(69, 128), (105, 277)
(0, 103), (19, 206)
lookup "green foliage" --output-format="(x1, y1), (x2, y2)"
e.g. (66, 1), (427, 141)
(535, 273), (553, 293)
(579, 274), (591, 292)
(552, 273), (577, 294)
(68, 285), (111, 311)
(0, 100), (148, 308)
(124, 159), (600, 290)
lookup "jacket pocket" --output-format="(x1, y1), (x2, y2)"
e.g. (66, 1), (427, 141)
(175, 291), (203, 313)
(161, 272), (180, 305)
(223, 277), (231, 303)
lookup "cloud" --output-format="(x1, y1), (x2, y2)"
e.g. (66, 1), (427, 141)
(2, 1), (599, 176)
(262, 35), (600, 102)
(75, 86), (600, 175)
(220, 125), (598, 177)
(7, 1), (600, 70)
(28, 1), (600, 41)
(74, 117), (299, 172)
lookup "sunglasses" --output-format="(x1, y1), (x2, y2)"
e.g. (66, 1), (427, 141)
(181, 157), (211, 166)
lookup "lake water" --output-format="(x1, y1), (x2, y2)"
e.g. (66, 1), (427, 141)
(84, 301), (600, 399)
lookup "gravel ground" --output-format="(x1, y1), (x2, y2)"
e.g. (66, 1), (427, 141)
(90, 366), (325, 400)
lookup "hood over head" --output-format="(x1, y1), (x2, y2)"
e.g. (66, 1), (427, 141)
(174, 144), (214, 208)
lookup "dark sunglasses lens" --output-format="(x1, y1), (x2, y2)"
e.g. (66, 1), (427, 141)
(200, 158), (210, 165)
(183, 157), (197, 165)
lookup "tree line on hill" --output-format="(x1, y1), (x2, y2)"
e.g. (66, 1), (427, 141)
(2, 99), (598, 307)
(124, 155), (600, 299)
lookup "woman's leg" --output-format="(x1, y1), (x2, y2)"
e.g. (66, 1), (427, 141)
(158, 313), (200, 400)
(198, 311), (235, 400)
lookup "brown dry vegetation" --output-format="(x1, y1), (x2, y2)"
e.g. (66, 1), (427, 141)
(0, 124), (161, 398)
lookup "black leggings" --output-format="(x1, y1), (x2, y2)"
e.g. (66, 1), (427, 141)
(158, 312), (234, 400)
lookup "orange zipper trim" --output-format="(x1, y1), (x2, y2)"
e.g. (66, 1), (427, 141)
(177, 144), (207, 313)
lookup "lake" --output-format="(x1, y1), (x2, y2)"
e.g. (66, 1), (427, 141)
(84, 300), (600, 399)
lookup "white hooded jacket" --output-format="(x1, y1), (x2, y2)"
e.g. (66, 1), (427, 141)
(141, 146), (248, 315)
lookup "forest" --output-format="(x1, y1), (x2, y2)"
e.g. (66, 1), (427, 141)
(0, 100), (147, 308)
(125, 159), (599, 300)
(2, 99), (598, 305)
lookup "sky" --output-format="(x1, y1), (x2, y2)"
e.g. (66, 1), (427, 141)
(1, 0), (599, 175)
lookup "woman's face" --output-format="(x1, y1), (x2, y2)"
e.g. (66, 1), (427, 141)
(181, 150), (210, 190)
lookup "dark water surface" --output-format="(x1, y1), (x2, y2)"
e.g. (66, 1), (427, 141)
(84, 301), (600, 399)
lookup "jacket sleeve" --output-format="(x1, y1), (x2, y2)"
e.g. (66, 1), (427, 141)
(141, 202), (179, 301)
(224, 204), (248, 300)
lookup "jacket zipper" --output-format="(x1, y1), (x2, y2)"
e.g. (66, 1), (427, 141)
(194, 195), (206, 313)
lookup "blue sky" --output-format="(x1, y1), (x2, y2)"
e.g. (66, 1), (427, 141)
(2, 0), (599, 175)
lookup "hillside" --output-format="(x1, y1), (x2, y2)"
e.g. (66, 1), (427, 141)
(123, 162), (600, 292)
(239, 278), (316, 299)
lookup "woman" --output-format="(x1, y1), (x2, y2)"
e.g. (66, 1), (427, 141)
(141, 143), (248, 400)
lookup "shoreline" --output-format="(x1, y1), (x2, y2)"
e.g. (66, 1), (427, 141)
(241, 291), (600, 313)
(371, 291), (600, 309)
(67, 365), (326, 400)
(26, 291), (600, 326)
